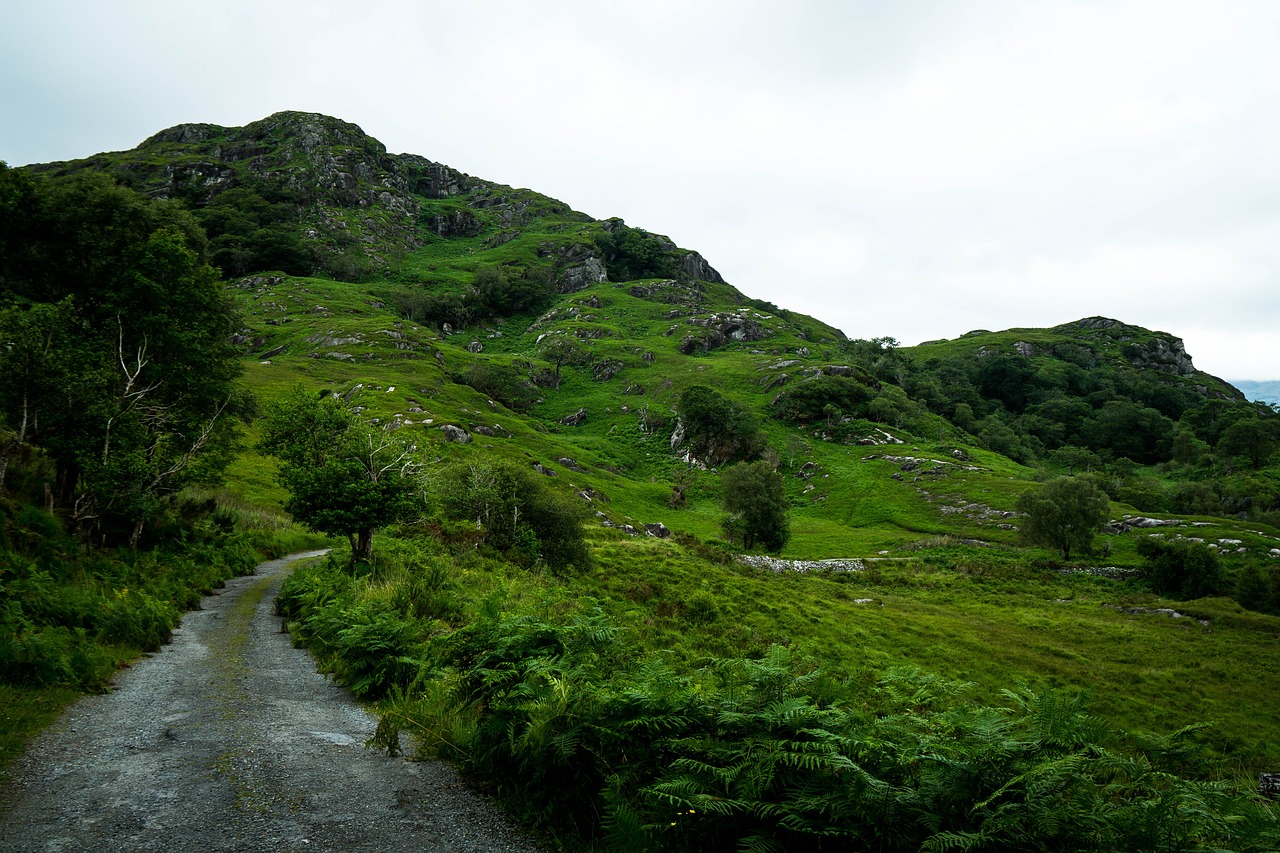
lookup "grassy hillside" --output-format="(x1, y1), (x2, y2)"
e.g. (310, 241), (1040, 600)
(9, 111), (1280, 847)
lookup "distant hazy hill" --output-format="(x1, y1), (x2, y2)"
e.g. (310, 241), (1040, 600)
(1230, 380), (1280, 405)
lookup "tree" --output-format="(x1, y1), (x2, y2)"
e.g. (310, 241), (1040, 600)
(1136, 537), (1222, 600)
(1216, 417), (1280, 471)
(0, 165), (241, 546)
(721, 461), (790, 553)
(676, 385), (763, 467)
(537, 337), (592, 390)
(1015, 476), (1109, 561)
(260, 389), (421, 562)
(1047, 445), (1102, 475)
(1081, 400), (1174, 464)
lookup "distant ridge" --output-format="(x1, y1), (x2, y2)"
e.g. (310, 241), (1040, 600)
(1230, 380), (1280, 406)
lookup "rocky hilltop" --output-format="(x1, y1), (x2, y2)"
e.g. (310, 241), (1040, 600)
(26, 111), (722, 290)
(911, 315), (1241, 404)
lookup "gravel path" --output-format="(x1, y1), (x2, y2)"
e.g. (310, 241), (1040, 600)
(0, 552), (543, 853)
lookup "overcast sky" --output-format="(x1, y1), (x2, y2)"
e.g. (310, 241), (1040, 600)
(3, 1), (1278, 380)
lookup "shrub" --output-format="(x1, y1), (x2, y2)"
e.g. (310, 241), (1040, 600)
(1136, 537), (1223, 600)
(97, 589), (178, 652)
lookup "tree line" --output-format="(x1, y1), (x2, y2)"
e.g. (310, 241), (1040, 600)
(0, 163), (243, 548)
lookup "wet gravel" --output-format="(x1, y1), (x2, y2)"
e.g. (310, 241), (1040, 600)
(0, 551), (544, 853)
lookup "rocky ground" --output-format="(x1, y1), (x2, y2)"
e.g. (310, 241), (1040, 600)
(0, 552), (543, 853)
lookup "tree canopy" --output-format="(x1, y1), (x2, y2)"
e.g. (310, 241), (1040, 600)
(439, 459), (590, 571)
(0, 164), (242, 546)
(259, 389), (421, 562)
(676, 385), (763, 467)
(1015, 476), (1110, 561)
(721, 460), (790, 553)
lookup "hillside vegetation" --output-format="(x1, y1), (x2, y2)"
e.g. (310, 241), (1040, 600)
(5, 111), (1280, 849)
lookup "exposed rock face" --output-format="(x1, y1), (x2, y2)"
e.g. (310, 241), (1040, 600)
(1124, 336), (1195, 376)
(33, 111), (590, 276)
(538, 241), (609, 293)
(677, 311), (771, 354)
(1260, 773), (1280, 800)
(440, 424), (472, 443)
(559, 257), (608, 292)
(592, 359), (624, 381)
(678, 251), (725, 283)
(1068, 316), (1122, 331)
(426, 210), (483, 238)
(560, 408), (588, 426)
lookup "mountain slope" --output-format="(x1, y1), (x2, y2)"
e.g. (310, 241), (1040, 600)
(25, 111), (1275, 558)
(13, 113), (1280, 836)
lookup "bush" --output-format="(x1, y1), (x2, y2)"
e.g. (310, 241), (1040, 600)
(675, 386), (763, 467)
(97, 589), (179, 652)
(439, 461), (590, 571)
(1136, 537), (1223, 600)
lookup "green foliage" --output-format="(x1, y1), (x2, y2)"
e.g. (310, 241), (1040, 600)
(770, 375), (876, 425)
(0, 164), (242, 545)
(277, 554), (428, 699)
(278, 564), (1279, 852)
(675, 385), (763, 467)
(393, 288), (473, 330)
(193, 183), (315, 277)
(1217, 416), (1280, 471)
(721, 461), (790, 553)
(594, 221), (678, 281)
(457, 361), (538, 412)
(1233, 562), (1274, 613)
(439, 460), (590, 571)
(1015, 476), (1110, 561)
(259, 388), (421, 561)
(473, 264), (554, 317)
(536, 337), (593, 389)
(0, 500), (267, 694)
(1137, 537), (1224, 600)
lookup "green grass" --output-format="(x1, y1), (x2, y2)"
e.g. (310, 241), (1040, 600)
(0, 685), (80, 774)
(465, 531), (1280, 775)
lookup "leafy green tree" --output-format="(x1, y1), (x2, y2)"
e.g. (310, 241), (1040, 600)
(593, 221), (677, 281)
(1233, 562), (1274, 613)
(0, 165), (241, 545)
(1216, 417), (1280, 470)
(537, 337), (593, 390)
(721, 460), (790, 552)
(458, 361), (538, 412)
(473, 265), (552, 316)
(1047, 445), (1102, 475)
(1082, 400), (1174, 464)
(260, 389), (421, 562)
(1015, 476), (1110, 561)
(676, 385), (763, 467)
(772, 376), (874, 425)
(1170, 423), (1209, 465)
(976, 354), (1042, 413)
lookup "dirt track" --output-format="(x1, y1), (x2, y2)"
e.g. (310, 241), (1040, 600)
(0, 551), (542, 852)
